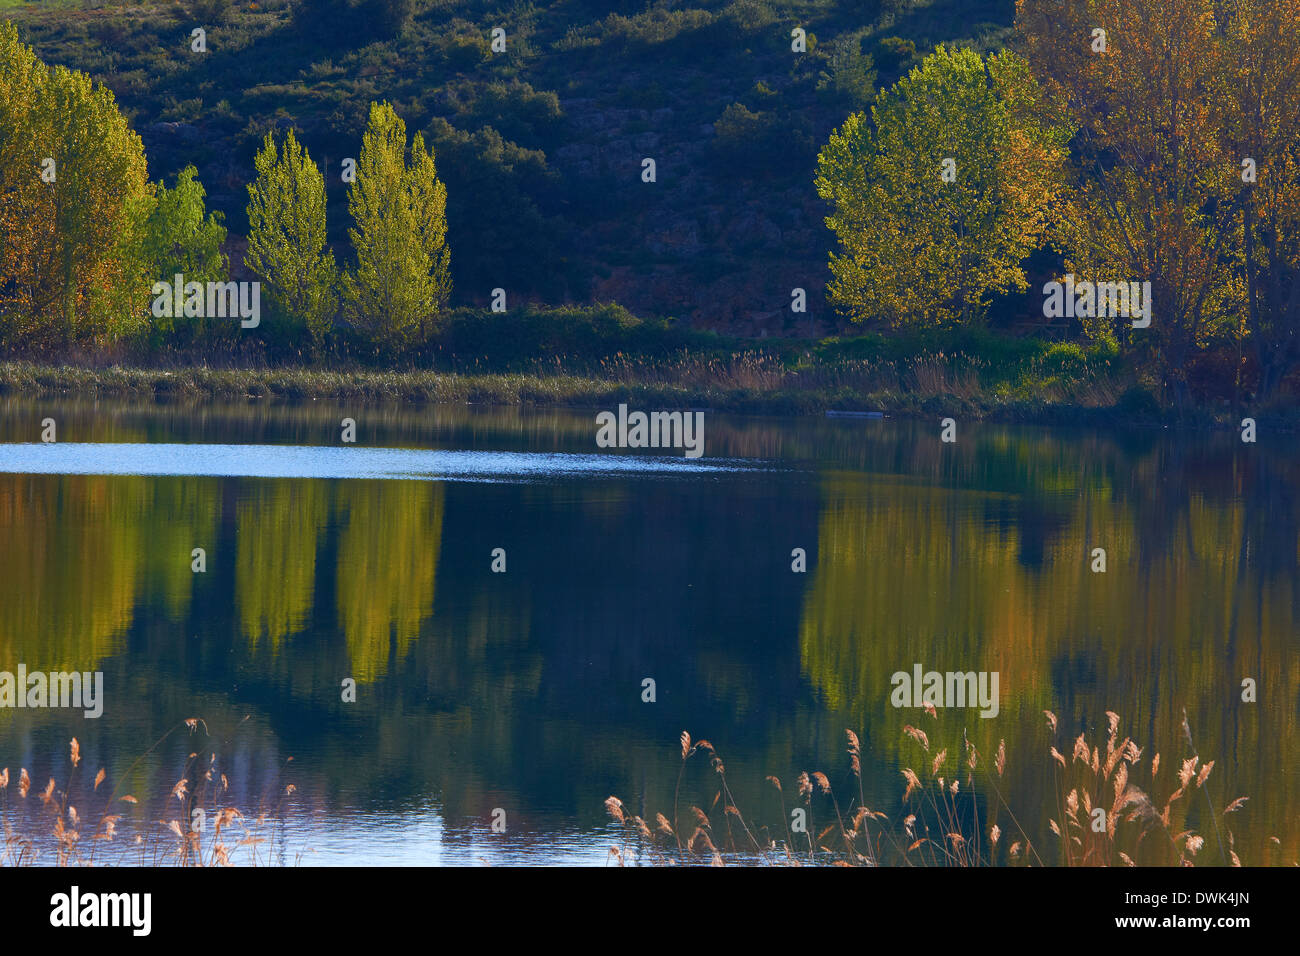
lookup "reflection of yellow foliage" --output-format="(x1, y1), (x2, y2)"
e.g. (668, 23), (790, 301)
(141, 477), (221, 619)
(335, 481), (444, 683)
(799, 473), (1015, 715)
(0, 476), (141, 672)
(236, 480), (329, 652)
(800, 466), (1300, 864)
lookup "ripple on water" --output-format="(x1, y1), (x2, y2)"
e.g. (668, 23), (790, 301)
(0, 442), (763, 483)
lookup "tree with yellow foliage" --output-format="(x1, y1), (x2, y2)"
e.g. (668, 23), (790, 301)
(1216, 0), (1300, 401)
(1015, 0), (1257, 405)
(0, 22), (150, 347)
(815, 45), (1070, 329)
(343, 101), (451, 349)
(245, 129), (337, 349)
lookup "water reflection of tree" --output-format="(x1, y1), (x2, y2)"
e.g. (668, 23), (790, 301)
(798, 440), (1300, 863)
(333, 480), (444, 683)
(237, 480), (329, 653)
(0, 475), (145, 672)
(0, 423), (1294, 863)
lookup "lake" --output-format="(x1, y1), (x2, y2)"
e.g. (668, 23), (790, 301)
(0, 398), (1295, 866)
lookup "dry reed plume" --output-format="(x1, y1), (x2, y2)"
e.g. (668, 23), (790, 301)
(0, 717), (303, 866)
(603, 710), (1282, 867)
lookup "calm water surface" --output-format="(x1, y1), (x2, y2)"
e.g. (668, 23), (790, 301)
(0, 399), (1295, 865)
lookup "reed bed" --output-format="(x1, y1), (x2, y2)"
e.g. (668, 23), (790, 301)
(0, 718), (301, 866)
(604, 710), (1280, 867)
(0, 353), (1145, 425)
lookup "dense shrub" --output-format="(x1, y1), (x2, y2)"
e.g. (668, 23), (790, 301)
(817, 41), (877, 108)
(187, 0), (236, 26)
(292, 0), (412, 45)
(458, 81), (564, 150)
(874, 36), (918, 73)
(712, 102), (815, 176)
(424, 118), (567, 301)
(430, 304), (717, 371)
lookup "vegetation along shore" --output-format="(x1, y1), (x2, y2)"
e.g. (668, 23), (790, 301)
(0, 305), (1286, 429)
(3, 1), (1298, 427)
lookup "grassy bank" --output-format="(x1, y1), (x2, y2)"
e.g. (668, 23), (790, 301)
(4, 302), (1293, 427)
(0, 355), (1271, 430)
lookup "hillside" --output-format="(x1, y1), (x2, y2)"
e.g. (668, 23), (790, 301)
(5, 0), (1014, 335)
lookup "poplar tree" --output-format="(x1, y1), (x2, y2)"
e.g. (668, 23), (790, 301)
(136, 166), (228, 341)
(343, 101), (451, 348)
(144, 167), (226, 281)
(245, 129), (337, 347)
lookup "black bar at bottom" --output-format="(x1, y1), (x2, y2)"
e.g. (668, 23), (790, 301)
(0, 864), (1288, 943)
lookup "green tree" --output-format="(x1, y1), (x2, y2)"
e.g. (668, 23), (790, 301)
(245, 129), (337, 348)
(137, 166), (228, 341)
(0, 25), (150, 346)
(140, 166), (227, 282)
(343, 101), (451, 348)
(815, 46), (1070, 328)
(0, 21), (48, 344)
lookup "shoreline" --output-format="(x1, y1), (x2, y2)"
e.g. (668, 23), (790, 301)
(0, 360), (1285, 432)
